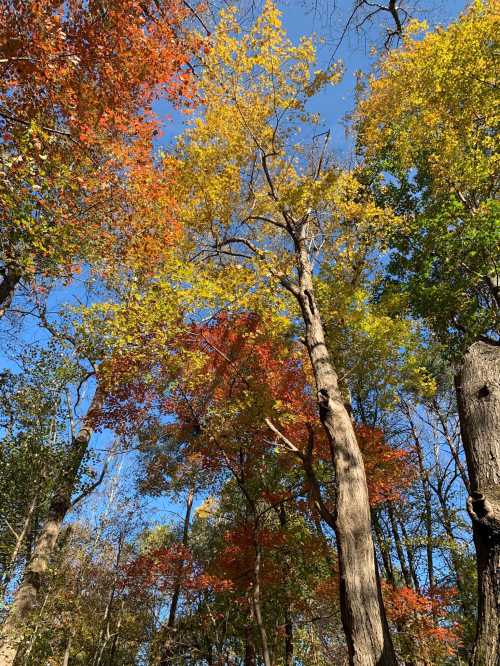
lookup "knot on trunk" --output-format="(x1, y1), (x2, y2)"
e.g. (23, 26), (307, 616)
(467, 486), (500, 534)
(318, 388), (331, 421)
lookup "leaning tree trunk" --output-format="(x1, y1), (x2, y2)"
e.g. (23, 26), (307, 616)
(283, 242), (397, 666)
(0, 393), (99, 666)
(455, 341), (500, 666)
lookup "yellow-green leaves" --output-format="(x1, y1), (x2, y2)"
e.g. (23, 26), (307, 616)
(357, 0), (499, 200)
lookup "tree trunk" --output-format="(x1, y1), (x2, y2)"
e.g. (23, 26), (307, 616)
(387, 505), (413, 589)
(372, 510), (395, 585)
(0, 393), (99, 666)
(0, 266), (20, 319)
(159, 488), (194, 666)
(283, 245), (397, 666)
(252, 543), (272, 666)
(455, 341), (500, 666)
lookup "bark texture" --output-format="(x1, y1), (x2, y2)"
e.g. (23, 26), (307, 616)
(0, 394), (98, 666)
(455, 341), (500, 666)
(283, 240), (397, 666)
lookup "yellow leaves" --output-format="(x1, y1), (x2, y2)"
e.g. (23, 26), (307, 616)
(357, 0), (499, 198)
(196, 496), (218, 519)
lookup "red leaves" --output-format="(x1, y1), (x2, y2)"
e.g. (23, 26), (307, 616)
(356, 424), (415, 506)
(383, 583), (461, 659)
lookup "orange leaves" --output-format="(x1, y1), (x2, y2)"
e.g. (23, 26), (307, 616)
(383, 583), (461, 659)
(356, 425), (416, 506)
(0, 0), (199, 291)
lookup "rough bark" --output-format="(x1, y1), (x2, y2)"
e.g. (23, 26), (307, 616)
(0, 393), (99, 666)
(282, 239), (397, 666)
(455, 341), (500, 666)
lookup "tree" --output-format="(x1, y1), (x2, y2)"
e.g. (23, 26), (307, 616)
(0, 0), (196, 317)
(173, 4), (404, 661)
(356, 2), (499, 662)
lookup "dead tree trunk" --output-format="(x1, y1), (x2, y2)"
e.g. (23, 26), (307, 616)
(455, 341), (500, 666)
(0, 392), (100, 666)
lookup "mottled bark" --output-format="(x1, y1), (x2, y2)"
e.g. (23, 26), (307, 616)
(281, 237), (397, 666)
(0, 393), (99, 666)
(455, 341), (500, 666)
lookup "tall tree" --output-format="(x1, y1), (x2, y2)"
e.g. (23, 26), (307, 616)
(172, 4), (405, 661)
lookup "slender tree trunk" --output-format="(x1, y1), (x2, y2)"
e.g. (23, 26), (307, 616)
(372, 510), (395, 585)
(283, 243), (397, 666)
(455, 341), (500, 666)
(410, 421), (435, 590)
(278, 505), (294, 666)
(0, 266), (20, 319)
(387, 505), (412, 589)
(252, 543), (272, 666)
(0, 392), (99, 666)
(396, 516), (419, 593)
(62, 635), (72, 666)
(159, 488), (194, 666)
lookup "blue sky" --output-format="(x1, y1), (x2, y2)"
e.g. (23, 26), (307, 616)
(1, 0), (470, 554)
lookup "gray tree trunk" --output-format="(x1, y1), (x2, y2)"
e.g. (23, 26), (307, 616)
(282, 237), (397, 666)
(455, 341), (500, 666)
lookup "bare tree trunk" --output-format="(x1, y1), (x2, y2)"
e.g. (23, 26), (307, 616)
(0, 392), (100, 666)
(372, 510), (395, 585)
(387, 505), (413, 589)
(455, 341), (500, 666)
(282, 244), (397, 666)
(277, 505), (294, 666)
(396, 516), (419, 593)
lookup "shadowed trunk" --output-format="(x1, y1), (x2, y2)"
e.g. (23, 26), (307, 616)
(0, 392), (100, 666)
(455, 341), (500, 666)
(0, 266), (20, 319)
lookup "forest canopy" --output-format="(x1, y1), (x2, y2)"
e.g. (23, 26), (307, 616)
(0, 1), (498, 665)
